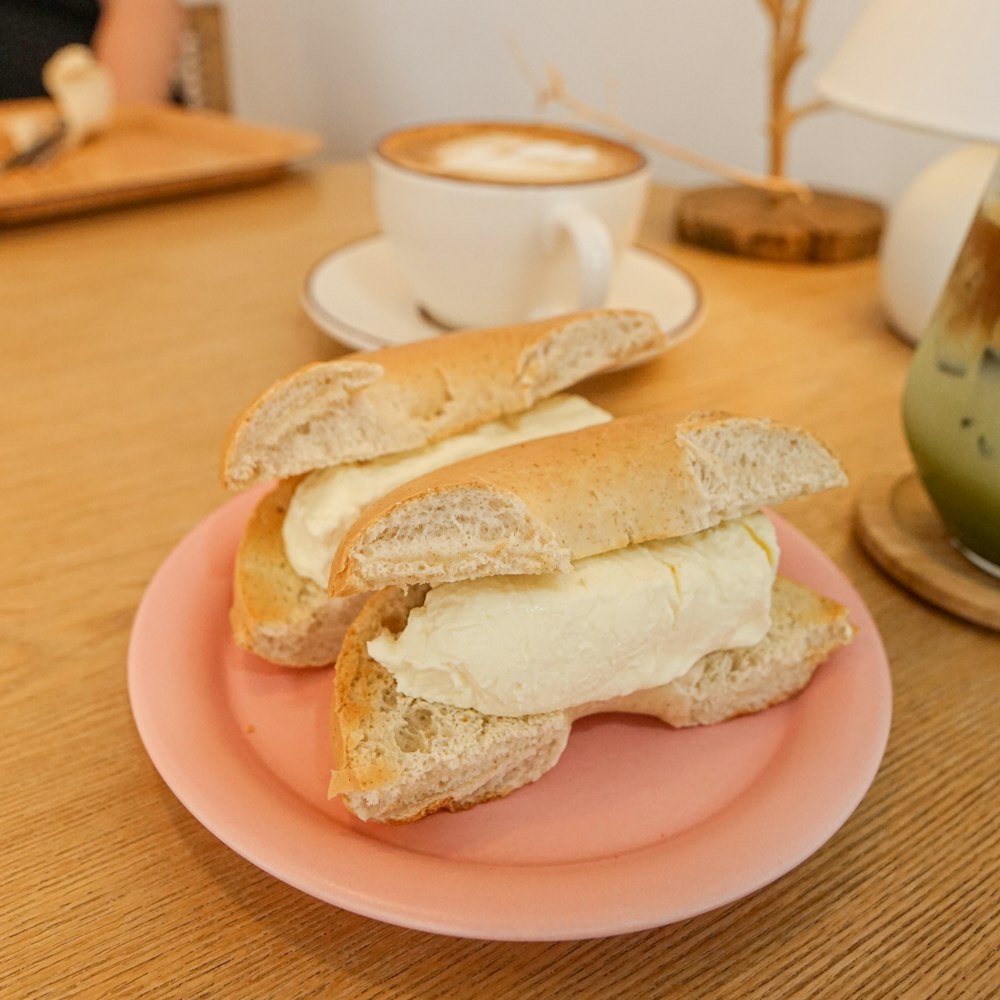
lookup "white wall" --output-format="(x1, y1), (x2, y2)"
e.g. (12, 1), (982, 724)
(218, 0), (959, 205)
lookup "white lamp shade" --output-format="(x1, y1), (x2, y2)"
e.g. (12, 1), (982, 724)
(817, 0), (1000, 143)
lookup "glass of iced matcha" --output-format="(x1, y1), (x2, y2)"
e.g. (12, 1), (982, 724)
(903, 160), (1000, 577)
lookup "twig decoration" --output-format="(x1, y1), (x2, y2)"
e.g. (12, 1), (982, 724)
(760, 0), (829, 179)
(535, 66), (809, 197)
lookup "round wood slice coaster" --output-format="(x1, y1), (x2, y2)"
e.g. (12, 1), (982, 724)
(855, 472), (1000, 631)
(676, 185), (884, 263)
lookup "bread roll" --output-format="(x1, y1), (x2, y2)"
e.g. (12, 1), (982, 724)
(224, 309), (668, 665)
(330, 410), (847, 595)
(330, 578), (855, 823)
(221, 309), (666, 491)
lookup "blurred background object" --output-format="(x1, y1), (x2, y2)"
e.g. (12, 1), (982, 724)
(0, 2), (317, 224)
(674, 0), (884, 263)
(212, 0), (959, 207)
(2, 3), (970, 208)
(0, 0), (186, 104)
(178, 2), (231, 112)
(872, 144), (999, 344)
(818, 0), (1000, 343)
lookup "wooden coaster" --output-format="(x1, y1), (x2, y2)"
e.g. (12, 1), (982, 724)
(855, 472), (1000, 631)
(676, 186), (884, 263)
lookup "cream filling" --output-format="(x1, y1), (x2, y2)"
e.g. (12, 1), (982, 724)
(282, 394), (611, 588)
(367, 514), (780, 716)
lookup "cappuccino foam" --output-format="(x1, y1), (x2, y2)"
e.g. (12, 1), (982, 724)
(435, 135), (602, 182)
(378, 122), (645, 185)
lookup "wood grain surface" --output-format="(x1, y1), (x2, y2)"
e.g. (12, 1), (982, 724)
(2, 162), (998, 999)
(856, 472), (1000, 631)
(676, 185), (884, 263)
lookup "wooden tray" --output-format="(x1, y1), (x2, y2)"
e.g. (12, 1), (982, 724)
(0, 101), (322, 224)
(855, 471), (1000, 631)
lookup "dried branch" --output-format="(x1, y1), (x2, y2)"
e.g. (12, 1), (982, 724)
(505, 35), (542, 97)
(763, 0), (818, 179)
(786, 97), (829, 127)
(759, 0), (783, 24)
(536, 65), (810, 198)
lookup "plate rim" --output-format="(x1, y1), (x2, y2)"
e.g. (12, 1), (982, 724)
(300, 233), (705, 352)
(128, 490), (892, 941)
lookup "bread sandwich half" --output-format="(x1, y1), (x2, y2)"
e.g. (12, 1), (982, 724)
(326, 410), (855, 822)
(220, 309), (668, 666)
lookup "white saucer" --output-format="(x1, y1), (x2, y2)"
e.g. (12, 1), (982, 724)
(301, 235), (703, 352)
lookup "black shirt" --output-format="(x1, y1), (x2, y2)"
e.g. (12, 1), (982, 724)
(0, 0), (101, 99)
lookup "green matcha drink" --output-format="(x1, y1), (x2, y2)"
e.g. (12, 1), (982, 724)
(903, 176), (1000, 574)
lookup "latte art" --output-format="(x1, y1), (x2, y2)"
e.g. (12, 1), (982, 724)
(378, 122), (645, 186)
(433, 136), (601, 183)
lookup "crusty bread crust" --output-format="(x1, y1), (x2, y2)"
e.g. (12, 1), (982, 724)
(329, 577), (855, 823)
(231, 479), (367, 666)
(220, 309), (666, 490)
(331, 585), (569, 823)
(330, 410), (847, 595)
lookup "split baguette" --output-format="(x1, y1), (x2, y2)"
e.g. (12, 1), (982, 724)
(223, 309), (667, 665)
(327, 409), (852, 822)
(221, 309), (667, 491)
(330, 409), (847, 595)
(330, 577), (856, 823)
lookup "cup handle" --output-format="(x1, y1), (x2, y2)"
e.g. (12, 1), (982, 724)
(543, 203), (614, 310)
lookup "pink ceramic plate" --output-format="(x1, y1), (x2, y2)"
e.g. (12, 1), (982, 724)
(128, 490), (891, 941)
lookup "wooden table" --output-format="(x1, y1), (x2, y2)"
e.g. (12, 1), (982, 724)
(3, 163), (997, 998)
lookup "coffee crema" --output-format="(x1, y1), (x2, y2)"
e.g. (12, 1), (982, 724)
(377, 122), (646, 186)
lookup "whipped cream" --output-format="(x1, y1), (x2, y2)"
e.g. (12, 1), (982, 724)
(282, 394), (611, 588)
(367, 514), (780, 716)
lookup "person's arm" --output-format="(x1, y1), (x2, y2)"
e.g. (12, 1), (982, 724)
(92, 0), (186, 104)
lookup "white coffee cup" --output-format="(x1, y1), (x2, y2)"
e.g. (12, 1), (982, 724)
(371, 121), (651, 329)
